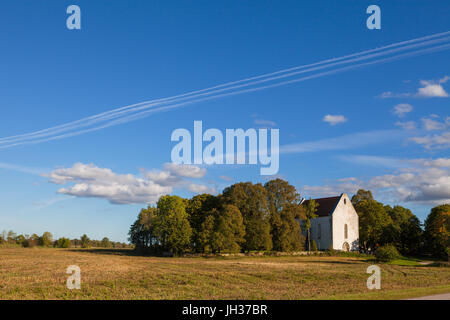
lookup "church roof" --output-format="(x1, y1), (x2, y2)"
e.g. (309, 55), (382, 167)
(302, 195), (342, 217)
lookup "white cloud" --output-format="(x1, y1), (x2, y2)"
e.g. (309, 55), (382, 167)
(416, 76), (449, 98)
(163, 163), (206, 178)
(253, 119), (277, 127)
(45, 162), (212, 204)
(187, 184), (216, 194)
(379, 91), (411, 99)
(322, 114), (347, 126)
(409, 158), (450, 168)
(368, 167), (450, 204)
(380, 76), (449, 99)
(392, 103), (413, 117)
(409, 116), (449, 149)
(410, 132), (450, 150)
(421, 117), (448, 131)
(301, 157), (450, 205)
(395, 121), (416, 130)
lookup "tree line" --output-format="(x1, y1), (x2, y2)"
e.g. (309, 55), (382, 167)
(129, 179), (449, 259)
(129, 179), (306, 255)
(351, 189), (449, 258)
(0, 231), (130, 249)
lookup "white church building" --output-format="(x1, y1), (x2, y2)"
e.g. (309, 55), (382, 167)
(301, 193), (359, 251)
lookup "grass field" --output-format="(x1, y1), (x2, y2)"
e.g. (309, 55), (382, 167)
(0, 248), (449, 300)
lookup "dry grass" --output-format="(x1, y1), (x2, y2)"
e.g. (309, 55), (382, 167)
(0, 248), (449, 300)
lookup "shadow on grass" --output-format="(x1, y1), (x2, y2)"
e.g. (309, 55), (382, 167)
(301, 259), (371, 265)
(68, 248), (148, 257)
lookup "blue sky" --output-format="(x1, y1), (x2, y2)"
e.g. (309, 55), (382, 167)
(0, 1), (449, 242)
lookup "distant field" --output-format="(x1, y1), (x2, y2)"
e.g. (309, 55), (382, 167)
(0, 248), (449, 300)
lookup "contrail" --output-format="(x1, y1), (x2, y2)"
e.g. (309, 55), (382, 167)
(1, 31), (449, 149)
(1, 33), (449, 144)
(2, 42), (449, 150)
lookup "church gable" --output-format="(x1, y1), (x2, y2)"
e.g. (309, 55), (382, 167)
(301, 194), (359, 251)
(330, 194), (359, 251)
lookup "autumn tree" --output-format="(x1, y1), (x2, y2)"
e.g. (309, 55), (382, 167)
(39, 232), (53, 247)
(354, 199), (392, 252)
(56, 237), (71, 248)
(154, 195), (192, 255)
(351, 189), (374, 205)
(384, 205), (423, 255)
(80, 234), (90, 248)
(304, 199), (318, 251)
(264, 179), (304, 251)
(128, 206), (158, 251)
(206, 204), (246, 253)
(424, 204), (449, 258)
(186, 194), (220, 252)
(7, 230), (16, 244)
(222, 182), (272, 251)
(101, 237), (111, 248)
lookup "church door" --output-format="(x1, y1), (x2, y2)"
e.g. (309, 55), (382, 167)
(342, 242), (350, 252)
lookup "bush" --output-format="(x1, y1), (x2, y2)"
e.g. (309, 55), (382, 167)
(56, 238), (71, 248)
(21, 239), (37, 248)
(375, 245), (401, 262)
(311, 240), (318, 252)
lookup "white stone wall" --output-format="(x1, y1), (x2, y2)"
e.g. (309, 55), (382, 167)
(309, 216), (332, 250)
(331, 194), (359, 251)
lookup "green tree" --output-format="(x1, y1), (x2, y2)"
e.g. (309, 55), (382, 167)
(424, 204), (450, 258)
(222, 182), (272, 251)
(154, 195), (192, 255)
(311, 240), (318, 252)
(101, 237), (111, 248)
(304, 199), (318, 251)
(198, 213), (216, 253)
(264, 179), (304, 251)
(209, 205), (246, 253)
(384, 205), (423, 255)
(128, 206), (158, 251)
(186, 194), (220, 253)
(16, 234), (26, 246)
(80, 234), (90, 248)
(56, 237), (71, 248)
(351, 189), (374, 205)
(39, 232), (53, 247)
(354, 199), (392, 252)
(7, 230), (16, 244)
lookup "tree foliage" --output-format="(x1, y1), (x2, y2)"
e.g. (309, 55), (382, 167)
(222, 182), (272, 251)
(40, 232), (53, 247)
(424, 204), (449, 258)
(56, 237), (71, 248)
(264, 179), (305, 251)
(80, 234), (90, 248)
(353, 198), (392, 251)
(304, 198), (318, 251)
(351, 189), (374, 205)
(186, 194), (220, 252)
(154, 195), (193, 255)
(201, 205), (246, 253)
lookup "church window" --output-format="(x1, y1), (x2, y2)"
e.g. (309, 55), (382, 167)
(344, 224), (348, 239)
